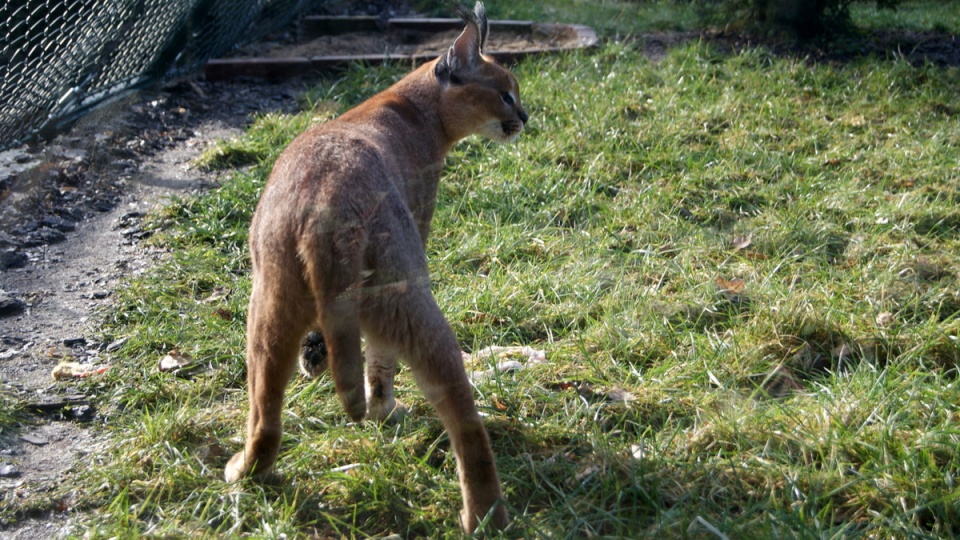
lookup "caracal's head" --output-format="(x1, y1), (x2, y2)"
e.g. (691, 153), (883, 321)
(434, 2), (528, 144)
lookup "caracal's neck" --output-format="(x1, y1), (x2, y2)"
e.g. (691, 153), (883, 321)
(338, 61), (456, 174)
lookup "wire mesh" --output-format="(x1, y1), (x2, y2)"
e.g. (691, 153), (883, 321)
(0, 0), (315, 150)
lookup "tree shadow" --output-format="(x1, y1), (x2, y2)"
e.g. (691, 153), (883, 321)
(632, 28), (960, 67)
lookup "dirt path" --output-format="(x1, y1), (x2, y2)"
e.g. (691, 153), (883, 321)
(0, 79), (304, 537)
(0, 185), (191, 538)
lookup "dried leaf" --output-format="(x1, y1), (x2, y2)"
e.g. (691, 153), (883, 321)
(159, 350), (193, 372)
(604, 387), (636, 402)
(466, 345), (546, 363)
(201, 288), (229, 304)
(715, 277), (749, 304)
(469, 360), (524, 381)
(897, 178), (916, 189)
(731, 234), (752, 251)
(630, 443), (648, 460)
(465, 344), (546, 380)
(52, 362), (108, 380)
(715, 277), (746, 295)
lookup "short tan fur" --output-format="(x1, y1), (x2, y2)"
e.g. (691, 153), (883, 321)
(225, 2), (526, 532)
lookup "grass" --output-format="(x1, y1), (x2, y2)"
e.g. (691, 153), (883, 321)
(10, 0), (959, 538)
(852, 0), (960, 34)
(490, 0), (700, 35)
(0, 384), (23, 454)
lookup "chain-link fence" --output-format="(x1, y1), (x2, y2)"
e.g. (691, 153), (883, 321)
(0, 0), (324, 150)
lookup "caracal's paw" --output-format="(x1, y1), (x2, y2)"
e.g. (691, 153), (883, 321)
(224, 451), (248, 483)
(366, 398), (409, 424)
(461, 503), (509, 534)
(224, 451), (274, 483)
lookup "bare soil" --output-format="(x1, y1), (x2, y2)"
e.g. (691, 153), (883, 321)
(231, 26), (581, 58)
(0, 77), (306, 538)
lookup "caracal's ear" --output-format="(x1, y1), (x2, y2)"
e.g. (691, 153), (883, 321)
(435, 2), (488, 82)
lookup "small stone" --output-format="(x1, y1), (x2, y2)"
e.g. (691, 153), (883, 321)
(22, 228), (66, 246)
(105, 337), (128, 352)
(38, 227), (67, 243)
(0, 291), (25, 318)
(0, 463), (19, 477)
(41, 215), (76, 232)
(0, 233), (19, 248)
(92, 200), (114, 212)
(71, 404), (95, 421)
(54, 206), (84, 221)
(13, 220), (38, 235)
(116, 211), (145, 228)
(21, 434), (48, 446)
(0, 250), (27, 270)
(111, 159), (136, 171)
(64, 337), (87, 347)
(62, 148), (88, 162)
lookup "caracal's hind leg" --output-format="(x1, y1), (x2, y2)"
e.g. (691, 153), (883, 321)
(299, 328), (403, 423)
(365, 287), (508, 533)
(225, 276), (312, 482)
(363, 338), (408, 423)
(316, 299), (366, 422)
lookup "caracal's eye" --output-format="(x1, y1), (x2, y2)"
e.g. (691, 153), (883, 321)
(501, 92), (514, 106)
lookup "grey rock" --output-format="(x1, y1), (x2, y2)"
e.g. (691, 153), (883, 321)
(0, 250), (27, 270)
(0, 291), (25, 317)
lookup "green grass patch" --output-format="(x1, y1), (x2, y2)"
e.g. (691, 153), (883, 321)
(489, 0), (700, 35)
(485, 0), (960, 38)
(852, 0), (960, 34)
(38, 7), (960, 539)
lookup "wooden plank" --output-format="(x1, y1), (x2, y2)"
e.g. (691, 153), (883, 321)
(302, 16), (382, 37)
(204, 20), (598, 82)
(205, 57), (312, 81)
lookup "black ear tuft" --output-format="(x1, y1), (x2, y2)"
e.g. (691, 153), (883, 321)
(454, 2), (473, 22)
(474, 2), (488, 52)
(454, 2), (488, 52)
